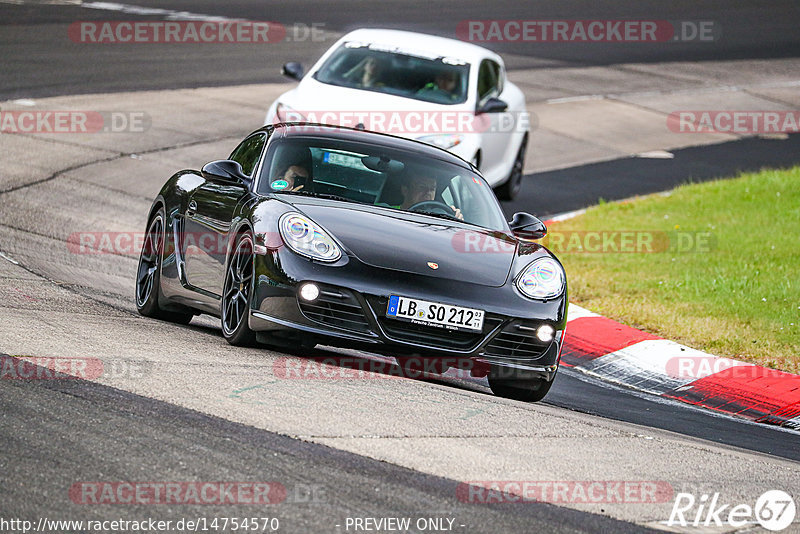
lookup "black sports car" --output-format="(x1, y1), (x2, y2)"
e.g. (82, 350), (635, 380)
(136, 123), (567, 401)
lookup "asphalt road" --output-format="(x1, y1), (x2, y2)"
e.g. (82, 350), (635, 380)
(511, 133), (800, 217)
(298, 344), (800, 462)
(2, 0), (800, 98)
(0, 373), (655, 534)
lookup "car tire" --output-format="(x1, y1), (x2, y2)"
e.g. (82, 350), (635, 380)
(494, 134), (527, 201)
(135, 207), (194, 324)
(488, 366), (554, 402)
(221, 232), (258, 346)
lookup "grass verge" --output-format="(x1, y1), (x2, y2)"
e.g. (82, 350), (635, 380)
(546, 166), (799, 373)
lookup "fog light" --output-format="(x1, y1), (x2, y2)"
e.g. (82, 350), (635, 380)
(536, 324), (555, 343)
(299, 283), (320, 301)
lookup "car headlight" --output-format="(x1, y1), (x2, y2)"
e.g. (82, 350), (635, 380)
(515, 257), (565, 300)
(416, 134), (463, 150)
(275, 102), (307, 122)
(279, 213), (342, 262)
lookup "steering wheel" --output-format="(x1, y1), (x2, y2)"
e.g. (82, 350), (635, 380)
(408, 200), (457, 217)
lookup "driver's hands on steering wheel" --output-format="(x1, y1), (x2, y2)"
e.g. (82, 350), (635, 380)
(408, 200), (464, 221)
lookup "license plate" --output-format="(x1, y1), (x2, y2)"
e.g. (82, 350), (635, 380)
(386, 295), (485, 333)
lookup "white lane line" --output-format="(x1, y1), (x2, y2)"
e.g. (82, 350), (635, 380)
(547, 208), (586, 223)
(0, 251), (20, 265)
(636, 150), (674, 159)
(546, 95), (604, 104)
(0, 0), (246, 22)
(0, 0), (80, 4)
(81, 2), (243, 22)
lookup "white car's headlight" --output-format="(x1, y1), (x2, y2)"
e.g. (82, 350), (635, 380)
(275, 103), (307, 122)
(515, 257), (565, 300)
(416, 134), (463, 150)
(279, 213), (342, 262)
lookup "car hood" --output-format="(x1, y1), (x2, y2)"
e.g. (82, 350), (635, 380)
(281, 78), (473, 139)
(292, 199), (516, 287)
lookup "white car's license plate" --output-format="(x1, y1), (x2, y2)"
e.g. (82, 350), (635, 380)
(386, 295), (485, 333)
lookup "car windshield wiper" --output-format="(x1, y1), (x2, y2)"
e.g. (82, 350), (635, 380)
(274, 190), (361, 204)
(410, 210), (463, 223)
(313, 193), (361, 204)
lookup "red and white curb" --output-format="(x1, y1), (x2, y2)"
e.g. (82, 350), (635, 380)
(561, 304), (800, 430)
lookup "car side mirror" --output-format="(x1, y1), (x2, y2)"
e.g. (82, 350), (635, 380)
(477, 97), (508, 114)
(201, 160), (248, 184)
(509, 212), (547, 240)
(281, 62), (304, 81)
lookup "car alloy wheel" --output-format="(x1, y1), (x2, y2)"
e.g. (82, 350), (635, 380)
(136, 212), (163, 309)
(135, 207), (193, 324)
(221, 233), (257, 345)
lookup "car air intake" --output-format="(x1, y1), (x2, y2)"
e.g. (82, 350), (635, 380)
(297, 285), (372, 334)
(483, 322), (552, 361)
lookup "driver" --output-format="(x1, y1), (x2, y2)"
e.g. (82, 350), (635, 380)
(398, 175), (463, 220)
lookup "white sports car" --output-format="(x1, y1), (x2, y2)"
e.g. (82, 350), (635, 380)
(264, 28), (530, 199)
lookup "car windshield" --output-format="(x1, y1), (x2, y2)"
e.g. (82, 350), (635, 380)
(258, 135), (507, 231)
(313, 42), (470, 105)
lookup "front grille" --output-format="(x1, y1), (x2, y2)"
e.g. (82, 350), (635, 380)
(378, 318), (490, 349)
(298, 286), (372, 334)
(365, 295), (502, 350)
(483, 323), (551, 361)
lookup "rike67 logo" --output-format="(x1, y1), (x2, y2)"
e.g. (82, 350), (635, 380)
(667, 490), (796, 531)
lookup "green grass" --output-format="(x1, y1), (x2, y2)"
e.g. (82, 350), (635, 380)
(549, 166), (800, 372)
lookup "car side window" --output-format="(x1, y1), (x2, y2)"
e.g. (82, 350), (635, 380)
(229, 133), (267, 177)
(477, 60), (501, 102)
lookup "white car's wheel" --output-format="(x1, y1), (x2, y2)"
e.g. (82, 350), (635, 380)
(494, 135), (527, 201)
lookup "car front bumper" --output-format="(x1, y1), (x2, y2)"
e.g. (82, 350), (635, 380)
(248, 251), (566, 380)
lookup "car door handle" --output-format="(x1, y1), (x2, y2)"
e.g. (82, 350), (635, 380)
(186, 200), (197, 217)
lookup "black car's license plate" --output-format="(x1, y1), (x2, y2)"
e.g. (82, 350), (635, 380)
(386, 295), (484, 332)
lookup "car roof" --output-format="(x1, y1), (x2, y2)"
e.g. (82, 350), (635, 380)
(257, 123), (475, 171)
(337, 28), (502, 66)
